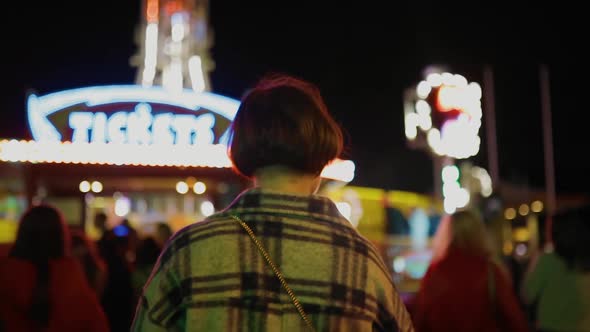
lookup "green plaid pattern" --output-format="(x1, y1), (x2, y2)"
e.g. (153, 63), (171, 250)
(131, 189), (414, 331)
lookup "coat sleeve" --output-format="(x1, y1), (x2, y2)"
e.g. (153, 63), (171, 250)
(521, 252), (551, 305)
(371, 256), (416, 332)
(131, 246), (185, 331)
(493, 264), (530, 332)
(84, 294), (110, 332)
(66, 258), (110, 332)
(411, 264), (435, 332)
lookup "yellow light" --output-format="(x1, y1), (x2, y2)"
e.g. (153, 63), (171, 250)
(0, 140), (358, 182)
(519, 204), (530, 216)
(513, 228), (530, 242)
(193, 181), (206, 194)
(504, 208), (516, 220)
(79, 181), (90, 193)
(426, 73), (442, 87)
(531, 200), (544, 213)
(114, 197), (131, 217)
(320, 159), (355, 182)
(146, 0), (159, 22)
(393, 256), (406, 273)
(200, 201), (215, 217)
(416, 81), (431, 99)
(442, 165), (460, 183)
(176, 181), (189, 194)
(503, 242), (513, 255)
(437, 85), (462, 112)
(91, 181), (103, 193)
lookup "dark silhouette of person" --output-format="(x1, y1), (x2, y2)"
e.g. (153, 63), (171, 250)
(0, 205), (108, 331)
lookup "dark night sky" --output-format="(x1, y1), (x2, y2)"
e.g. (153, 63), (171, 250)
(0, 1), (587, 195)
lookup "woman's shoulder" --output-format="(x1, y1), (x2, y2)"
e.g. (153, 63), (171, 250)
(50, 257), (88, 281)
(0, 256), (34, 273)
(530, 250), (565, 273)
(50, 258), (99, 299)
(51, 256), (84, 268)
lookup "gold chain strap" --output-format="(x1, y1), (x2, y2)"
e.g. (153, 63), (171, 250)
(230, 215), (315, 332)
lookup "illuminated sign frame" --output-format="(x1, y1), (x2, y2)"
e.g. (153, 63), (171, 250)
(404, 72), (482, 159)
(27, 85), (240, 144)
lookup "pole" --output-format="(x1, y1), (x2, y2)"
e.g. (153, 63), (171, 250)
(433, 154), (442, 202)
(483, 66), (500, 188)
(540, 64), (556, 246)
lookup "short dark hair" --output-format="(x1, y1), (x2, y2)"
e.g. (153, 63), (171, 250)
(229, 74), (343, 177)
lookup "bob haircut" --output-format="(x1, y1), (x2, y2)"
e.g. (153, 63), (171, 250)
(228, 74), (343, 178)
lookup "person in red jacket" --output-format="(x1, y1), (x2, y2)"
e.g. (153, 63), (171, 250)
(0, 205), (109, 332)
(412, 210), (530, 332)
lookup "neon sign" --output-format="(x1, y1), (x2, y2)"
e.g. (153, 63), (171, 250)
(0, 85), (356, 182)
(68, 103), (216, 145)
(404, 72), (482, 159)
(27, 85), (239, 145)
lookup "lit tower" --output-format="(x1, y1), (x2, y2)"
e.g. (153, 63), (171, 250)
(404, 68), (487, 214)
(131, 0), (213, 93)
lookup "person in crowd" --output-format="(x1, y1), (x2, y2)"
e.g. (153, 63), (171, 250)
(412, 209), (529, 332)
(132, 74), (414, 331)
(100, 226), (136, 331)
(71, 229), (108, 298)
(94, 211), (109, 236)
(94, 211), (111, 258)
(120, 218), (139, 262)
(0, 205), (108, 332)
(131, 237), (161, 301)
(154, 222), (173, 249)
(522, 204), (590, 332)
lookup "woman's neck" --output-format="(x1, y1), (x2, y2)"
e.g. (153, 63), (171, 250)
(253, 166), (320, 195)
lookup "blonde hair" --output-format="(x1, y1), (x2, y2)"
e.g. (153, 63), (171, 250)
(431, 209), (495, 262)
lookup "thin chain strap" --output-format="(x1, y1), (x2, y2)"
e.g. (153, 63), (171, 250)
(230, 215), (315, 332)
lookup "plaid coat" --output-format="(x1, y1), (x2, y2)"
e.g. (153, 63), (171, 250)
(132, 188), (414, 331)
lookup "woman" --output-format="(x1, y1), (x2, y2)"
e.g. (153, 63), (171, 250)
(412, 210), (529, 332)
(522, 205), (590, 332)
(154, 222), (173, 249)
(71, 229), (108, 298)
(131, 236), (161, 301)
(132, 74), (414, 331)
(0, 205), (108, 332)
(100, 225), (136, 332)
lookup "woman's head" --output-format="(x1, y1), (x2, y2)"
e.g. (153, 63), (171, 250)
(9, 204), (71, 327)
(71, 229), (103, 266)
(432, 209), (494, 260)
(10, 204), (70, 261)
(135, 237), (162, 266)
(228, 74), (343, 178)
(155, 222), (173, 248)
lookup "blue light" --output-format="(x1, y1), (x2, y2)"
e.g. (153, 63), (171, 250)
(113, 225), (130, 237)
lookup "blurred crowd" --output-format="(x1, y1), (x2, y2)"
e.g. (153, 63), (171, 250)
(2, 202), (589, 331)
(1, 74), (589, 331)
(0, 208), (172, 331)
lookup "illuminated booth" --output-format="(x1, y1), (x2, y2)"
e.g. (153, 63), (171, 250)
(0, 0), (356, 242)
(323, 184), (443, 294)
(0, 86), (355, 241)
